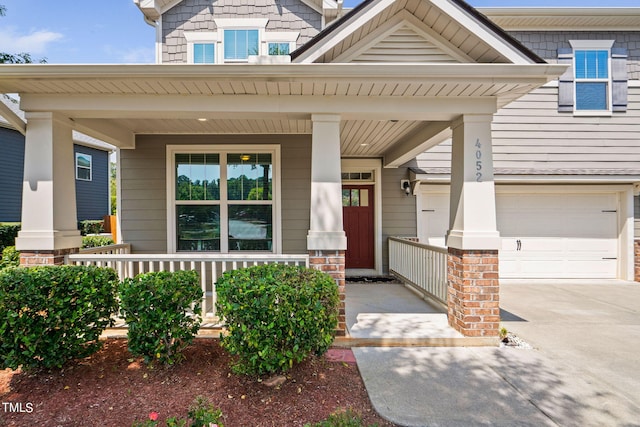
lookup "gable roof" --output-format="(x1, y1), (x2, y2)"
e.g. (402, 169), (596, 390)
(291, 0), (545, 64)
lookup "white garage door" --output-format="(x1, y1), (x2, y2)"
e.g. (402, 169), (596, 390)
(419, 189), (619, 279)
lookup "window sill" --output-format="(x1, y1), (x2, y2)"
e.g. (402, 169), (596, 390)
(572, 110), (613, 117)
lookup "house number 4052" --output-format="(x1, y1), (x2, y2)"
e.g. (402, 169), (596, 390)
(475, 139), (483, 182)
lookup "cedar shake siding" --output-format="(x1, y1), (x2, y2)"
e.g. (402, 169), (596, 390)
(162, 0), (322, 63)
(119, 135), (311, 254)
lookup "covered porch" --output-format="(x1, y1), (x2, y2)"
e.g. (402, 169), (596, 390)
(0, 62), (564, 338)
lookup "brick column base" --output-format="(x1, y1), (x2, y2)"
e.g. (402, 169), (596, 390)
(447, 248), (500, 337)
(19, 248), (79, 266)
(635, 240), (640, 282)
(309, 250), (346, 337)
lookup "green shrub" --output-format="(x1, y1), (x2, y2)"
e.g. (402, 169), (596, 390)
(78, 220), (104, 236)
(0, 223), (20, 252)
(82, 235), (114, 248)
(0, 265), (119, 371)
(119, 270), (202, 366)
(216, 264), (339, 376)
(0, 246), (20, 270)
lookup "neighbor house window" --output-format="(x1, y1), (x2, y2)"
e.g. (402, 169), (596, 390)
(76, 153), (92, 181)
(224, 29), (259, 61)
(168, 145), (280, 253)
(194, 43), (215, 64)
(268, 43), (290, 56)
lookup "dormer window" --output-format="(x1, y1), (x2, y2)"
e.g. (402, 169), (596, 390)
(224, 29), (259, 62)
(194, 43), (215, 64)
(268, 43), (290, 56)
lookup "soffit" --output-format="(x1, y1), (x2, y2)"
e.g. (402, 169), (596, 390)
(479, 8), (640, 31)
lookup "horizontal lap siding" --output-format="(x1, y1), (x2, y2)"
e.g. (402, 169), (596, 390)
(74, 145), (110, 221)
(120, 135), (310, 254)
(382, 167), (417, 273)
(0, 128), (24, 223)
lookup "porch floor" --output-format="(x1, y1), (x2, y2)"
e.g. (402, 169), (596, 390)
(345, 283), (462, 339)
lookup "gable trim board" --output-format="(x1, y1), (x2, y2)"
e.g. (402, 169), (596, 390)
(417, 184), (635, 280)
(291, 0), (546, 64)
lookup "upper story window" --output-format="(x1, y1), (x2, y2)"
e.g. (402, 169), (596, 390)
(183, 19), (297, 64)
(268, 43), (290, 56)
(558, 40), (628, 115)
(224, 29), (259, 62)
(194, 43), (215, 64)
(75, 153), (92, 181)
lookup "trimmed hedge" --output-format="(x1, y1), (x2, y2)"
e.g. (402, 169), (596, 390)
(82, 235), (114, 248)
(78, 220), (105, 236)
(119, 270), (202, 366)
(0, 265), (119, 371)
(216, 264), (339, 376)
(0, 224), (20, 252)
(0, 246), (20, 270)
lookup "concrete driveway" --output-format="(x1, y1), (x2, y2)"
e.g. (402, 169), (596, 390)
(500, 280), (640, 413)
(354, 280), (640, 426)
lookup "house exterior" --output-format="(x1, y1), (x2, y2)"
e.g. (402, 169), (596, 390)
(0, 98), (113, 223)
(2, 0), (638, 338)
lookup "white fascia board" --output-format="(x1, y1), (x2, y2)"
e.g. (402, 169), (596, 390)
(0, 63), (567, 82)
(0, 97), (26, 135)
(429, 0), (535, 65)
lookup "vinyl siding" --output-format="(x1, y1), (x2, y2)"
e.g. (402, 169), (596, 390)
(74, 145), (110, 221)
(0, 127), (25, 223)
(162, 0), (322, 63)
(418, 85), (640, 175)
(381, 167), (417, 273)
(120, 134), (311, 254)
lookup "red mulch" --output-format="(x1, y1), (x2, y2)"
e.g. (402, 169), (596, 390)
(0, 339), (395, 426)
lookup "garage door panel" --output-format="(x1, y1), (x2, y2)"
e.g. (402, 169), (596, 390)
(421, 187), (619, 279)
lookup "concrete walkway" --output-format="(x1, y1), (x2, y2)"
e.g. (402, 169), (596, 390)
(352, 281), (640, 427)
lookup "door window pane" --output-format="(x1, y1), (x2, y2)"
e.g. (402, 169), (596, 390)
(176, 154), (220, 200)
(342, 189), (350, 206)
(360, 189), (369, 207)
(350, 189), (360, 206)
(229, 205), (272, 251)
(177, 205), (220, 251)
(227, 153), (272, 201)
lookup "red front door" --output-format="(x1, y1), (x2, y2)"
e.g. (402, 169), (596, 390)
(342, 185), (374, 269)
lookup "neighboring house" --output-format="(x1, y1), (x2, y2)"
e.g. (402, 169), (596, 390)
(0, 97), (113, 223)
(1, 0), (638, 338)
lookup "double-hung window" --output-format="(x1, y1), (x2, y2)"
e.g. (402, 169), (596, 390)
(224, 29), (259, 61)
(168, 145), (280, 253)
(558, 40), (628, 114)
(76, 153), (92, 181)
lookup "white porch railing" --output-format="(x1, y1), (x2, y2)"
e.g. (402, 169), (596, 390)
(65, 252), (309, 319)
(388, 237), (448, 306)
(78, 243), (132, 255)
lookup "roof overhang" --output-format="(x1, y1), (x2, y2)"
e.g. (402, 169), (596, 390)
(479, 7), (640, 31)
(0, 62), (565, 153)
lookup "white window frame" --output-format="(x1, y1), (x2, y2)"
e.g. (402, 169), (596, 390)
(185, 32), (218, 64)
(215, 18), (268, 62)
(570, 40), (615, 116)
(166, 144), (282, 254)
(264, 31), (299, 56)
(75, 152), (92, 181)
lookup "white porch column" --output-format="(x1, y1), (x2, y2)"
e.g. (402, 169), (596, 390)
(16, 112), (82, 263)
(446, 114), (501, 339)
(307, 114), (347, 251)
(307, 114), (347, 336)
(446, 114), (500, 250)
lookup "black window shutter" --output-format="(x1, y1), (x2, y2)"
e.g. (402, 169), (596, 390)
(611, 47), (628, 112)
(557, 48), (574, 113)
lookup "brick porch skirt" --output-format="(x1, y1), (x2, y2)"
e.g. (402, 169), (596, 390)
(309, 250), (346, 337)
(20, 248), (79, 266)
(447, 248), (500, 337)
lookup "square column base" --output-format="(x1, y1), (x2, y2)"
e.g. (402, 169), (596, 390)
(447, 248), (500, 337)
(309, 250), (346, 337)
(20, 248), (80, 266)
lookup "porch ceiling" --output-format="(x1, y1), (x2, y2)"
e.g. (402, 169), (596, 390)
(0, 63), (565, 158)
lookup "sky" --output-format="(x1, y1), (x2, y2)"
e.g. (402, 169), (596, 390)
(0, 0), (638, 64)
